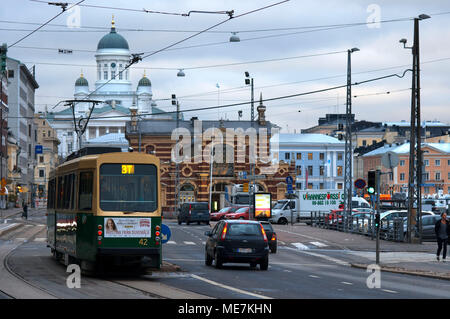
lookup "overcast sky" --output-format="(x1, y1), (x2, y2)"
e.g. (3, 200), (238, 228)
(2, 0), (450, 132)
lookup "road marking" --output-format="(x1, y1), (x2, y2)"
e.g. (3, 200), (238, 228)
(190, 274), (273, 299)
(292, 243), (310, 250)
(167, 241), (177, 244)
(34, 238), (46, 242)
(309, 241), (328, 247)
(341, 281), (353, 285)
(183, 241), (196, 245)
(309, 275), (320, 278)
(382, 289), (398, 294)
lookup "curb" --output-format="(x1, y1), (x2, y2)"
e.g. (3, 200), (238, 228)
(0, 223), (23, 237)
(351, 263), (450, 281)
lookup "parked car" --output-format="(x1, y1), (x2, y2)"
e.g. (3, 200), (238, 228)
(325, 208), (359, 227)
(210, 206), (238, 221)
(386, 215), (445, 241)
(260, 221), (277, 253)
(204, 220), (270, 270)
(224, 206), (249, 220)
(178, 202), (210, 225)
(379, 210), (435, 238)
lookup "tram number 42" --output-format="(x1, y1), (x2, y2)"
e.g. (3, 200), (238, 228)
(138, 238), (148, 246)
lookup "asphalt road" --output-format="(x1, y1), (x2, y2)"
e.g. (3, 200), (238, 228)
(1, 211), (450, 299)
(159, 221), (450, 299)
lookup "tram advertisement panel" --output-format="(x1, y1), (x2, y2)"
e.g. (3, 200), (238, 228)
(104, 218), (152, 238)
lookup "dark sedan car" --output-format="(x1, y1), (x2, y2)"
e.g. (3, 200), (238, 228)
(204, 220), (269, 270)
(260, 221), (277, 253)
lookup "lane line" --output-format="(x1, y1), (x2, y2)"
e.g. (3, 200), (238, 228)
(341, 281), (353, 285)
(190, 274), (273, 299)
(309, 275), (320, 278)
(382, 289), (398, 294)
(183, 241), (196, 245)
(167, 241), (177, 244)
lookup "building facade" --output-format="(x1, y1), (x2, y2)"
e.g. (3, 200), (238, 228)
(0, 70), (8, 208)
(33, 114), (60, 206)
(125, 108), (297, 214)
(6, 57), (39, 204)
(272, 133), (346, 191)
(48, 17), (172, 159)
(362, 142), (450, 195)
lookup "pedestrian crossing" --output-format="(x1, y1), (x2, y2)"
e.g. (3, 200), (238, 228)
(164, 239), (329, 250)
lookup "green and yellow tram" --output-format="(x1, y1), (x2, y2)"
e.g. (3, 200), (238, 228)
(47, 150), (162, 273)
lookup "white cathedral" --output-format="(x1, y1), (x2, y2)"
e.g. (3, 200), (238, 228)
(48, 17), (174, 158)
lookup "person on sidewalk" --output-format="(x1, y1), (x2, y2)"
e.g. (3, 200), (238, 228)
(435, 212), (449, 262)
(22, 201), (28, 220)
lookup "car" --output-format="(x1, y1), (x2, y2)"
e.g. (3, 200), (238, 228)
(178, 202), (210, 225)
(386, 215), (446, 241)
(210, 206), (238, 221)
(204, 220), (269, 270)
(224, 206), (249, 220)
(325, 208), (359, 227)
(260, 221), (277, 253)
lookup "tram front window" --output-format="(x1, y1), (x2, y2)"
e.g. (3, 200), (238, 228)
(100, 164), (158, 212)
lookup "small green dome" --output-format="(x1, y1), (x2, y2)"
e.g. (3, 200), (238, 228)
(75, 75), (88, 86)
(97, 25), (129, 50)
(138, 76), (151, 87)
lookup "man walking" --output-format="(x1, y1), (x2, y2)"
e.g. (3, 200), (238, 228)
(435, 212), (449, 262)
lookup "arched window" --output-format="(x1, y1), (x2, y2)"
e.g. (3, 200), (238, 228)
(146, 145), (155, 154)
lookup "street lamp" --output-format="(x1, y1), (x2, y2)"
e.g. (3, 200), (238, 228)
(343, 47), (359, 232)
(229, 32), (240, 42)
(177, 69), (185, 77)
(401, 13), (430, 244)
(245, 72), (255, 219)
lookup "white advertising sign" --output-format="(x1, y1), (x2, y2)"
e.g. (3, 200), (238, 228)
(104, 218), (152, 238)
(298, 189), (345, 212)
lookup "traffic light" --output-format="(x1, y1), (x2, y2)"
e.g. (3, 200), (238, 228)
(375, 212), (380, 229)
(0, 43), (7, 73)
(367, 170), (376, 194)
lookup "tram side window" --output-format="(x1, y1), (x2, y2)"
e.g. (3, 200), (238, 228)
(79, 172), (93, 211)
(62, 173), (75, 209)
(47, 178), (56, 209)
(57, 176), (63, 209)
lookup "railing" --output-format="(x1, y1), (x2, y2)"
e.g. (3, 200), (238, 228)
(309, 212), (405, 242)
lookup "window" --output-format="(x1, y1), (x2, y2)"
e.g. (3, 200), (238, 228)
(296, 165), (302, 176)
(47, 179), (56, 209)
(67, 143), (72, 153)
(39, 169), (44, 178)
(308, 153), (313, 160)
(39, 156), (44, 163)
(337, 166), (343, 176)
(296, 153), (302, 160)
(400, 160), (405, 166)
(424, 172), (429, 181)
(119, 71), (123, 80)
(111, 71), (115, 79)
(320, 166), (324, 176)
(99, 164), (158, 212)
(448, 172), (450, 180)
(435, 172), (441, 180)
(435, 159), (440, 166)
(104, 71), (108, 80)
(319, 153), (324, 161)
(48, 130), (51, 137)
(400, 173), (405, 181)
(337, 152), (343, 161)
(296, 182), (302, 189)
(424, 159), (429, 166)
(7, 70), (14, 78)
(284, 152), (290, 160)
(308, 166), (313, 176)
(362, 140), (367, 146)
(308, 183), (313, 189)
(79, 171), (93, 211)
(337, 183), (343, 189)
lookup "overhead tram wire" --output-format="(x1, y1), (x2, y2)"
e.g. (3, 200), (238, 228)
(50, 0), (290, 111)
(24, 69), (411, 122)
(9, 0), (85, 48)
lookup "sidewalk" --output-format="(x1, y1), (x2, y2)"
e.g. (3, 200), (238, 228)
(276, 223), (450, 280)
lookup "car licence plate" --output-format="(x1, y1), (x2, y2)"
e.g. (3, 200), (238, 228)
(238, 248), (252, 253)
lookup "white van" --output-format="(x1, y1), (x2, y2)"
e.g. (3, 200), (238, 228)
(352, 197), (371, 209)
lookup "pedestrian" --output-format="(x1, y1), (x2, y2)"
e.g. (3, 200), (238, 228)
(435, 212), (450, 262)
(22, 201), (28, 220)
